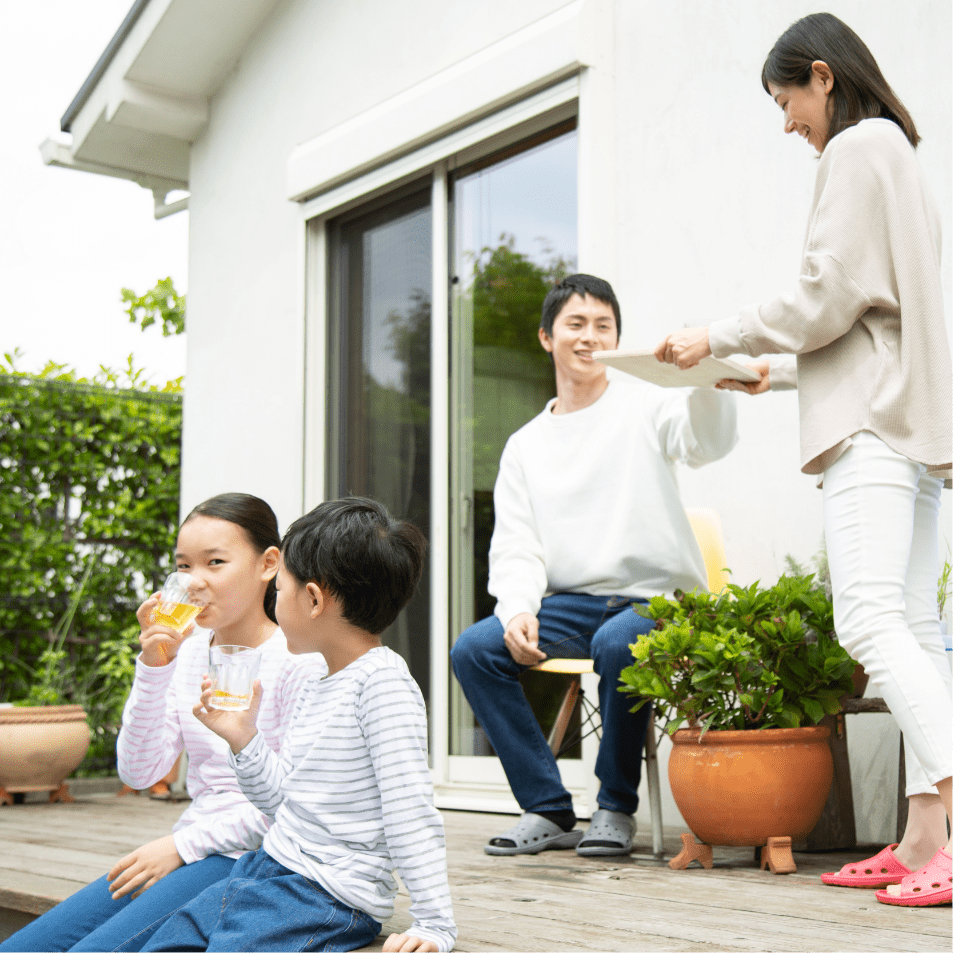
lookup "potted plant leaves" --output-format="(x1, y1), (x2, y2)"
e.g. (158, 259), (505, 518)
(618, 573), (856, 872)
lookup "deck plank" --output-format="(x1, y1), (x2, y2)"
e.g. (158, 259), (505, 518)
(0, 794), (949, 951)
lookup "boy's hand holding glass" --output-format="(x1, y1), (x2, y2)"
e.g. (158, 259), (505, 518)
(137, 573), (208, 667)
(193, 674), (262, 754)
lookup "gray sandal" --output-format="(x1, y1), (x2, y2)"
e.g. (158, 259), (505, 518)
(484, 812), (583, 856)
(575, 809), (635, 856)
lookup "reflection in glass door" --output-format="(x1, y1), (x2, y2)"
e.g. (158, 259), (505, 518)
(450, 124), (577, 757)
(327, 186), (432, 711)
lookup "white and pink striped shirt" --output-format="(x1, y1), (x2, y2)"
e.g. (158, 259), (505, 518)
(117, 628), (324, 864)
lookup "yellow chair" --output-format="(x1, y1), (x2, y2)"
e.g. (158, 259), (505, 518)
(530, 506), (730, 858)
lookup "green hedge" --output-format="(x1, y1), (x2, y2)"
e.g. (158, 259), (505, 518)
(0, 373), (182, 773)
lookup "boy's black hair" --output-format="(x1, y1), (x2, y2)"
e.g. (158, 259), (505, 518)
(281, 497), (427, 636)
(539, 273), (621, 340)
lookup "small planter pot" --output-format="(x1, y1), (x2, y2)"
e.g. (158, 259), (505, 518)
(667, 725), (833, 873)
(850, 663), (869, 698)
(0, 705), (91, 804)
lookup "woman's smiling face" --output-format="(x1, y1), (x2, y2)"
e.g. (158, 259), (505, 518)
(769, 61), (834, 154)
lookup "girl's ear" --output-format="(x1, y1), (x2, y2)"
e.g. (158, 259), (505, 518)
(261, 546), (280, 582)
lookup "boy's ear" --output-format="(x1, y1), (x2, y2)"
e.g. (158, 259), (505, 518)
(306, 582), (328, 619)
(261, 546), (280, 582)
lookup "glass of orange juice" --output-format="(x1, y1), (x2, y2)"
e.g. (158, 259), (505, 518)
(208, 645), (261, 710)
(154, 572), (207, 633)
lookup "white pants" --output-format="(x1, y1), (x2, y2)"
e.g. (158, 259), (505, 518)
(823, 431), (952, 795)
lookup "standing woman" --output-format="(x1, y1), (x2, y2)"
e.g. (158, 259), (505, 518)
(655, 13), (952, 907)
(0, 493), (325, 950)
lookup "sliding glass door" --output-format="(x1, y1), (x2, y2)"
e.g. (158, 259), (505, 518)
(449, 123), (578, 757)
(322, 119), (579, 790)
(327, 185), (433, 711)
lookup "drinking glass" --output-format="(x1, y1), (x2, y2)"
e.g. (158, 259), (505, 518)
(154, 572), (207, 633)
(208, 644), (261, 711)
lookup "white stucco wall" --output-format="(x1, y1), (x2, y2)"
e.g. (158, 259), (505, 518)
(181, 0), (577, 529)
(179, 0), (951, 840)
(611, 0), (952, 586)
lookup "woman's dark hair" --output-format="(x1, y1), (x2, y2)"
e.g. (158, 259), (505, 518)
(539, 274), (621, 340)
(183, 493), (281, 623)
(281, 497), (427, 636)
(762, 12), (919, 149)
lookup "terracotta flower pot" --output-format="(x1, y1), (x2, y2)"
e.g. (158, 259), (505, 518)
(668, 725), (833, 847)
(850, 662), (869, 698)
(0, 705), (91, 800)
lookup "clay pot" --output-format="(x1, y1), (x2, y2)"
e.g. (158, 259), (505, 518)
(850, 662), (869, 698)
(668, 725), (833, 847)
(0, 705), (91, 794)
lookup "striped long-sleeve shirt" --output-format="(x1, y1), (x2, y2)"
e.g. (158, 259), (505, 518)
(117, 628), (325, 864)
(230, 646), (456, 951)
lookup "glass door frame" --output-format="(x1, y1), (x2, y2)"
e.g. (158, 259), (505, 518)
(302, 81), (584, 811)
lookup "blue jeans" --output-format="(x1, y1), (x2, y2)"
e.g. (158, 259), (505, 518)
(0, 855), (236, 953)
(450, 592), (655, 815)
(141, 848), (381, 952)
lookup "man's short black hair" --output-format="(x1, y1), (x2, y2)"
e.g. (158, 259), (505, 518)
(281, 497), (427, 636)
(539, 274), (621, 339)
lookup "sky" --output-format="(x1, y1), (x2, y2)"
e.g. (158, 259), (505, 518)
(2, 1), (189, 385)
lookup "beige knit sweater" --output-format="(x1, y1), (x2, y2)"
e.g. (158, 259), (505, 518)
(709, 118), (952, 482)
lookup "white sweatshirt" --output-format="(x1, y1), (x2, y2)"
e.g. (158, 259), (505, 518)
(490, 375), (738, 627)
(230, 646), (456, 952)
(117, 628), (325, 864)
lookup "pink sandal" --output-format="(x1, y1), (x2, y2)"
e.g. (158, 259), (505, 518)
(876, 849), (952, 907)
(821, 844), (911, 888)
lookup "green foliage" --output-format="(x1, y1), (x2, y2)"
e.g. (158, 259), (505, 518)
(938, 550), (952, 618)
(618, 575), (857, 737)
(121, 277), (186, 337)
(0, 361), (182, 773)
(470, 235), (574, 368)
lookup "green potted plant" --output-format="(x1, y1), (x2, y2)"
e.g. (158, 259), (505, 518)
(618, 573), (856, 872)
(0, 563), (96, 804)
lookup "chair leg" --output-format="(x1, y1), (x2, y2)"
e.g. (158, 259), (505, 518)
(645, 707), (664, 857)
(547, 675), (581, 755)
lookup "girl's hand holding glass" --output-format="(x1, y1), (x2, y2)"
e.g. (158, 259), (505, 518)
(137, 573), (209, 667)
(136, 594), (192, 667)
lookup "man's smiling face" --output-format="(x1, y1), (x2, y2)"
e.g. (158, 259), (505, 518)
(538, 292), (619, 383)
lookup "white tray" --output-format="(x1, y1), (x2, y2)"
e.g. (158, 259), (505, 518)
(594, 348), (761, 388)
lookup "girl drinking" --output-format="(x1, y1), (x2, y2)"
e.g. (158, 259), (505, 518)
(0, 493), (325, 950)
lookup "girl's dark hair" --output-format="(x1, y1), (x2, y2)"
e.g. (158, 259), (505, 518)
(183, 493), (281, 623)
(762, 12), (919, 149)
(281, 497), (427, 636)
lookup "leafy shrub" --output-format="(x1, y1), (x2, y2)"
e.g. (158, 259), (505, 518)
(618, 575), (857, 736)
(0, 364), (182, 773)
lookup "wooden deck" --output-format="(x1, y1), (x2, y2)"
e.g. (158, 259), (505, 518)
(1, 784), (949, 952)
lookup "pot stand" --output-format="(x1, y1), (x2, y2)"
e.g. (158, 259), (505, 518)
(668, 833), (798, 874)
(0, 782), (75, 806)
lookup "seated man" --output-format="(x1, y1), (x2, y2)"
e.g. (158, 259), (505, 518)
(451, 274), (737, 857)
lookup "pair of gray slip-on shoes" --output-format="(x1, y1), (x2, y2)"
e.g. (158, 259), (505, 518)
(484, 809), (633, 856)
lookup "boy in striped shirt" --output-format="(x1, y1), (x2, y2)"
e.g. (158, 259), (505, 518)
(142, 498), (456, 953)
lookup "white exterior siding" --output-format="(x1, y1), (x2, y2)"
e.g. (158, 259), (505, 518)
(151, 0), (948, 839)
